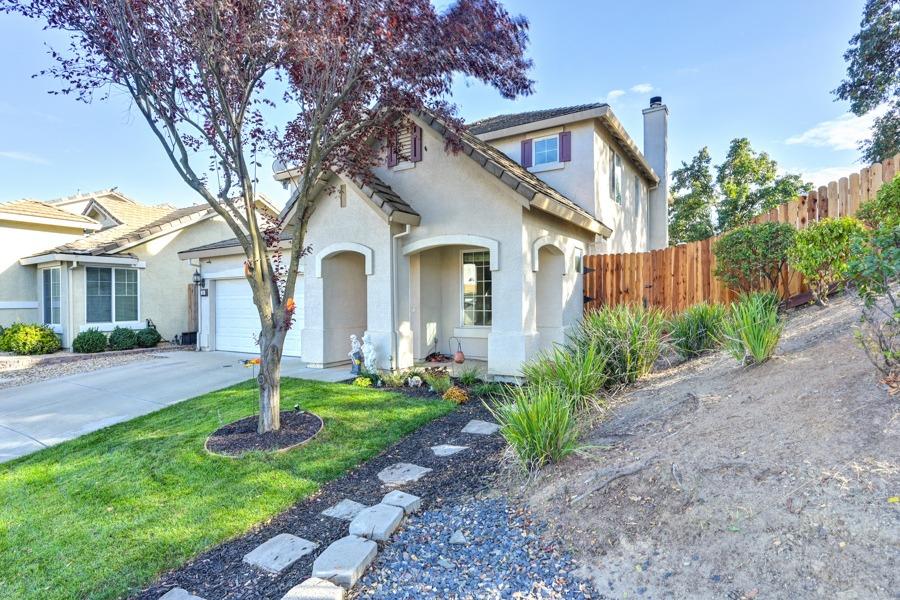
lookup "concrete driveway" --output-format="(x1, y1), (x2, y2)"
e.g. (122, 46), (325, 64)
(0, 351), (349, 463)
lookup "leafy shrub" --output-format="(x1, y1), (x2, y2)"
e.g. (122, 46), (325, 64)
(379, 370), (407, 387)
(352, 376), (372, 387)
(789, 217), (867, 305)
(107, 326), (137, 351)
(721, 292), (782, 364)
(668, 302), (727, 359)
(73, 329), (107, 353)
(522, 343), (608, 410)
(2, 323), (61, 355)
(856, 174), (900, 229)
(713, 221), (796, 295)
(487, 383), (579, 471)
(423, 372), (452, 394)
(135, 326), (162, 348)
(471, 381), (504, 398)
(443, 385), (469, 404)
(572, 304), (665, 386)
(456, 365), (483, 387)
(848, 222), (899, 380)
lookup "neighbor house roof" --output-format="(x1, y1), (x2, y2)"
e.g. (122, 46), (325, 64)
(0, 199), (101, 229)
(177, 231), (293, 260)
(468, 103), (659, 186)
(468, 102), (608, 135)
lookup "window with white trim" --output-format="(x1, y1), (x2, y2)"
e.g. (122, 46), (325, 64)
(634, 174), (641, 210)
(42, 267), (60, 325)
(461, 250), (491, 327)
(533, 135), (559, 166)
(86, 267), (138, 323)
(609, 150), (623, 203)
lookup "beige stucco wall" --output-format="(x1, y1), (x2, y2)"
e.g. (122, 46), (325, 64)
(0, 220), (84, 328)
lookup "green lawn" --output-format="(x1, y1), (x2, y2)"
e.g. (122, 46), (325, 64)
(0, 378), (453, 600)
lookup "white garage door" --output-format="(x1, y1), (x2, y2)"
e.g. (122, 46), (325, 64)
(214, 278), (303, 357)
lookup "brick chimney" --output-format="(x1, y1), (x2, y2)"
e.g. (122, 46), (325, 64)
(643, 96), (669, 249)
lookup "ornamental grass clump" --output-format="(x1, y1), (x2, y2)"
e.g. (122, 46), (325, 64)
(456, 365), (483, 387)
(487, 383), (579, 471)
(521, 343), (608, 411)
(423, 372), (452, 395)
(722, 292), (783, 365)
(572, 304), (665, 386)
(668, 302), (727, 359)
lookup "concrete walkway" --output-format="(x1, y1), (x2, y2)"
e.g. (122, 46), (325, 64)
(0, 351), (348, 463)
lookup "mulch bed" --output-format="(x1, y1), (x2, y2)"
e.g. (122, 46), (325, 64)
(132, 401), (505, 600)
(205, 411), (323, 457)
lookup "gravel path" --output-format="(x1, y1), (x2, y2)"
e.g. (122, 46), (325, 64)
(353, 497), (595, 600)
(0, 352), (167, 389)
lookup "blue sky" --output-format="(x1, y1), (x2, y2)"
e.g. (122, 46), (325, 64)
(0, 0), (872, 207)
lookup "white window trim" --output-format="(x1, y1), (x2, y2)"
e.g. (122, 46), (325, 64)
(40, 266), (62, 326)
(531, 133), (560, 168)
(84, 266), (141, 326)
(458, 249), (492, 329)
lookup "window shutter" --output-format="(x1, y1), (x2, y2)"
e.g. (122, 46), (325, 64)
(387, 139), (398, 168)
(559, 131), (572, 162)
(410, 124), (423, 162)
(521, 139), (533, 168)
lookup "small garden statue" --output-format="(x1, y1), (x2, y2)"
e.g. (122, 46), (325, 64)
(408, 375), (423, 388)
(349, 334), (363, 375)
(362, 332), (378, 373)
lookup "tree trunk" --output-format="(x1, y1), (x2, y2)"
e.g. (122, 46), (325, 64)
(257, 330), (284, 434)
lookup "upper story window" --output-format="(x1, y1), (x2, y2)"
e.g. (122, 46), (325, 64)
(609, 150), (623, 204)
(533, 135), (559, 166)
(42, 267), (60, 325)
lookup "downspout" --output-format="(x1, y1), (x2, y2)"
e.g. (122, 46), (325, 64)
(390, 224), (412, 370)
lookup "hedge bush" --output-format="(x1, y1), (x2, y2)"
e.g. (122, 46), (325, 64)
(73, 329), (108, 353)
(0, 323), (61, 355)
(135, 327), (162, 348)
(856, 174), (900, 229)
(713, 221), (796, 295)
(108, 327), (137, 351)
(789, 217), (867, 305)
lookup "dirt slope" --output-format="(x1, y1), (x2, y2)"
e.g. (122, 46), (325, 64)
(515, 295), (899, 599)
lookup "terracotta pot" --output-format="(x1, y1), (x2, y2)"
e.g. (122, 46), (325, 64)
(454, 350), (465, 364)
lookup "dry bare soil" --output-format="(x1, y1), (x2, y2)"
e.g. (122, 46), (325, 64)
(514, 294), (898, 599)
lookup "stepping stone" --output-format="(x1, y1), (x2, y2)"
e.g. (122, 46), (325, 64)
(159, 589), (205, 600)
(242, 533), (318, 574)
(281, 577), (345, 600)
(321, 499), (367, 521)
(431, 444), (469, 457)
(462, 419), (500, 435)
(349, 503), (404, 541)
(312, 535), (378, 588)
(381, 490), (422, 514)
(376, 462), (432, 486)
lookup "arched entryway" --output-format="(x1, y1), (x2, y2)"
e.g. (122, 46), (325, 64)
(322, 251), (368, 365)
(535, 244), (566, 350)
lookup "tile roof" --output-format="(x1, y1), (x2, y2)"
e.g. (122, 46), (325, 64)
(352, 173), (420, 221)
(467, 103), (607, 135)
(29, 198), (214, 257)
(179, 231), (291, 256)
(0, 199), (99, 226)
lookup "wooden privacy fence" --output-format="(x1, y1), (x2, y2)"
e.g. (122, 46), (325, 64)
(583, 153), (900, 314)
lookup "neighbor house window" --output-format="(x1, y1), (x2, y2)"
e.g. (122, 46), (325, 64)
(42, 268), (60, 325)
(533, 135), (559, 166)
(86, 267), (138, 323)
(634, 174), (641, 209)
(609, 150), (623, 203)
(461, 250), (491, 327)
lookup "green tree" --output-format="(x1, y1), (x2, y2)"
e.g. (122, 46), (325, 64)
(835, 0), (900, 164)
(715, 138), (809, 232)
(668, 147), (716, 244)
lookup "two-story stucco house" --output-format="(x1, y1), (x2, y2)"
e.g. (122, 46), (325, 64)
(0, 189), (261, 347)
(179, 98), (670, 379)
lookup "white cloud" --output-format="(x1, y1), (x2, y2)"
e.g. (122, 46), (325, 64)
(785, 106), (887, 151)
(794, 165), (859, 188)
(605, 89), (626, 102)
(0, 151), (49, 165)
(630, 83), (653, 94)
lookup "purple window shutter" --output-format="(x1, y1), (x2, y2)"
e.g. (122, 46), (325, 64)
(411, 125), (423, 162)
(559, 131), (572, 162)
(387, 139), (398, 167)
(521, 139), (533, 168)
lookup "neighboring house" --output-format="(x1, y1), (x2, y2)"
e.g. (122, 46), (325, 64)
(179, 98), (670, 378)
(0, 189), (249, 347)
